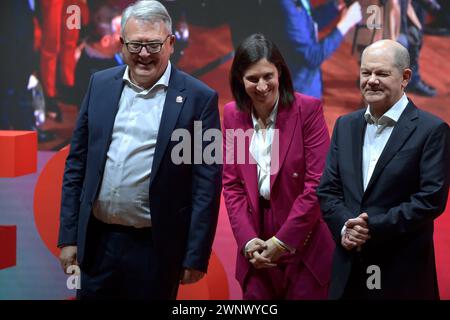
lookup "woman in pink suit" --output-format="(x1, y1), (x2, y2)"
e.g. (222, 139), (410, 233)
(222, 34), (334, 299)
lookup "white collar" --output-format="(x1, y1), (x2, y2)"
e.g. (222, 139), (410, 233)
(123, 61), (172, 93)
(364, 93), (409, 126)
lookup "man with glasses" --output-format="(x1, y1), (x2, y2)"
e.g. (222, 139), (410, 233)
(58, 0), (221, 300)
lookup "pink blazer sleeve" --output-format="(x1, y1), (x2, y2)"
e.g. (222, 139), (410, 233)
(275, 98), (330, 250)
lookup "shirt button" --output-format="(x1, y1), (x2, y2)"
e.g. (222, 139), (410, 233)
(292, 172), (299, 178)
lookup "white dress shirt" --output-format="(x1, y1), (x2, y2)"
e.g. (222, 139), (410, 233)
(249, 99), (279, 200)
(93, 62), (172, 227)
(245, 99), (295, 253)
(341, 93), (409, 237)
(362, 93), (409, 190)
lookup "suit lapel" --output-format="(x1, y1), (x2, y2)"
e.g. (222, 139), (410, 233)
(364, 102), (418, 195)
(238, 111), (259, 215)
(351, 111), (366, 199)
(100, 67), (126, 156)
(270, 102), (298, 190)
(149, 67), (186, 188)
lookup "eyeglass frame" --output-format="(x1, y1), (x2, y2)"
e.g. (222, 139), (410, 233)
(121, 34), (172, 54)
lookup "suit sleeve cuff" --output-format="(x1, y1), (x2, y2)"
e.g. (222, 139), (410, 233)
(341, 225), (347, 237)
(273, 236), (296, 254)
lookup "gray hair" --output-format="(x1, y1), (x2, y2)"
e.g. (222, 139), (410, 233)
(392, 46), (410, 72)
(362, 39), (410, 72)
(121, 1), (172, 37)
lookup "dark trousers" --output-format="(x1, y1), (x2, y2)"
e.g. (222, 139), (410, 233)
(341, 254), (369, 299)
(341, 253), (384, 300)
(78, 218), (180, 300)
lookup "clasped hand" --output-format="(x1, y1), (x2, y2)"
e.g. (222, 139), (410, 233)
(341, 212), (371, 251)
(245, 237), (286, 269)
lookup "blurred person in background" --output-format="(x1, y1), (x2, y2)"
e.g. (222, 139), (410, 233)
(73, 4), (123, 108)
(37, 0), (87, 122)
(223, 0), (363, 99)
(0, 0), (55, 141)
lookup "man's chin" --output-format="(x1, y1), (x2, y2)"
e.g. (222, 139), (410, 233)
(135, 65), (153, 73)
(364, 93), (384, 103)
(133, 68), (155, 79)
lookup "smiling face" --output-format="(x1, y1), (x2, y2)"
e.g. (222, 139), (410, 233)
(360, 46), (411, 117)
(242, 58), (280, 114)
(121, 17), (174, 88)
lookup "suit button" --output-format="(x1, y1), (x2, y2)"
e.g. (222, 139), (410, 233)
(249, 208), (252, 213)
(241, 180), (245, 185)
(292, 172), (299, 178)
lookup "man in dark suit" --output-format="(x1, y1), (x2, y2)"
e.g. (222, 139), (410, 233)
(58, 0), (221, 299)
(317, 39), (449, 299)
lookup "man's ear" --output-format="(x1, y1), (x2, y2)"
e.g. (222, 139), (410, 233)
(402, 68), (412, 87)
(168, 34), (175, 55)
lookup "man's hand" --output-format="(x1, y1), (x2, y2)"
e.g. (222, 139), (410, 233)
(59, 245), (78, 273)
(341, 213), (371, 250)
(180, 268), (205, 285)
(346, 212), (369, 229)
(341, 232), (357, 250)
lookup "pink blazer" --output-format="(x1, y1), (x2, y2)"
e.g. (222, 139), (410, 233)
(222, 92), (335, 289)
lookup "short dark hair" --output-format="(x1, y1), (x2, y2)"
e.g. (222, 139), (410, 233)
(230, 33), (295, 113)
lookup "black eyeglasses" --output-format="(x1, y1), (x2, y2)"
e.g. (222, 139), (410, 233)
(123, 34), (172, 54)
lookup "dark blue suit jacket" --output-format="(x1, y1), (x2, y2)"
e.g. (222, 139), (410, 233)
(58, 65), (222, 275)
(317, 100), (450, 299)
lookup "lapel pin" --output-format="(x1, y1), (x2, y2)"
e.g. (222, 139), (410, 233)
(176, 96), (183, 103)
